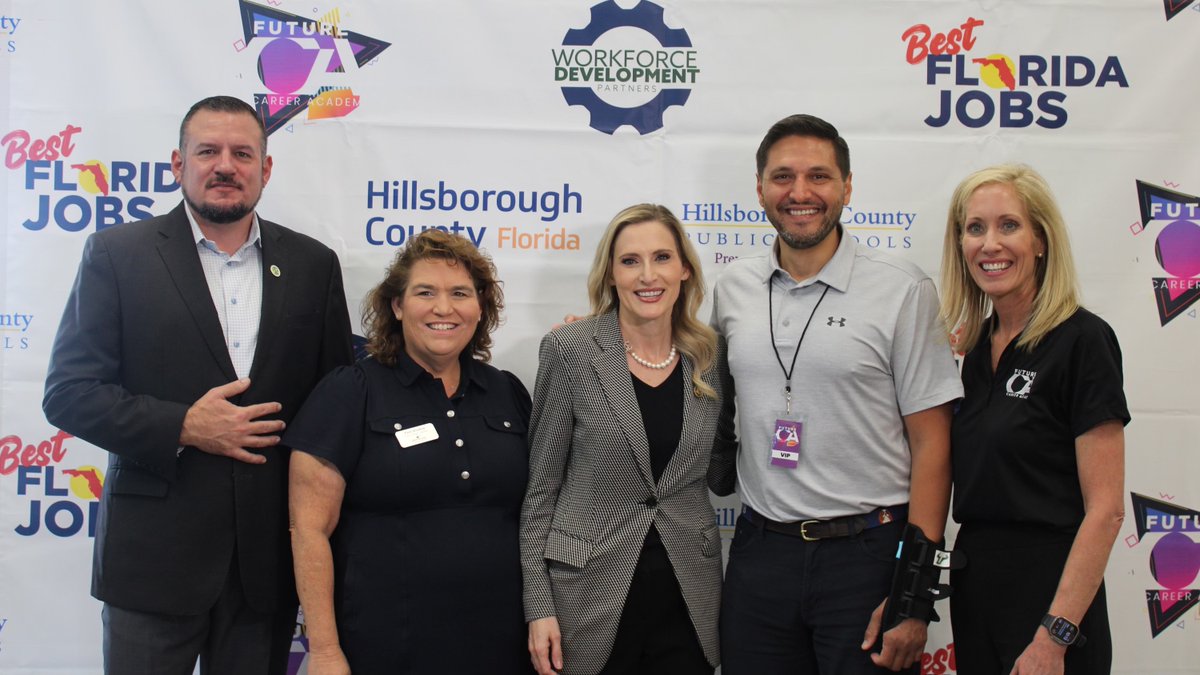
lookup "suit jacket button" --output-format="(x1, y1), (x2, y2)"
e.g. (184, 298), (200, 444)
(644, 496), (658, 508)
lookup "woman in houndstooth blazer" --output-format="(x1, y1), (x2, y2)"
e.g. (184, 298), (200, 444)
(521, 204), (731, 675)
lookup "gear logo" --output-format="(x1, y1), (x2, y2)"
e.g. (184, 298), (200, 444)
(551, 1), (699, 134)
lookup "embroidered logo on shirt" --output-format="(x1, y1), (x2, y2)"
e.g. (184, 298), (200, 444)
(826, 316), (847, 327)
(1005, 369), (1037, 399)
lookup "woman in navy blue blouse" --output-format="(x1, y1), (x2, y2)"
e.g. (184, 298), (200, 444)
(286, 230), (533, 674)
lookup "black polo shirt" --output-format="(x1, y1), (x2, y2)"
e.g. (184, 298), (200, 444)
(951, 308), (1130, 531)
(283, 351), (532, 672)
(286, 351), (530, 512)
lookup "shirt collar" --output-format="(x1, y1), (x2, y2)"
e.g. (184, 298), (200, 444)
(763, 226), (855, 292)
(185, 204), (261, 255)
(393, 347), (487, 393)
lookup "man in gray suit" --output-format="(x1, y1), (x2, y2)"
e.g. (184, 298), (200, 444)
(43, 95), (353, 674)
(711, 114), (962, 674)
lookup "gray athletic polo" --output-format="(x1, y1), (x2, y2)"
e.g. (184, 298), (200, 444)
(712, 231), (962, 521)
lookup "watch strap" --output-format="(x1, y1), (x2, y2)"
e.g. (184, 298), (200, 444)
(1040, 613), (1088, 647)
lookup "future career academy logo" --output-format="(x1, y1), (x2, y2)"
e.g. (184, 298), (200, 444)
(552, 0), (699, 134)
(1133, 180), (1200, 326)
(900, 16), (1128, 128)
(1129, 493), (1200, 637)
(235, 0), (391, 135)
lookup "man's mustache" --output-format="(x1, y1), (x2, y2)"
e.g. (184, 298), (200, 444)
(207, 175), (242, 189)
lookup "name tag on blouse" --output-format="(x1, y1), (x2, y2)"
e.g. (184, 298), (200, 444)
(395, 423), (439, 448)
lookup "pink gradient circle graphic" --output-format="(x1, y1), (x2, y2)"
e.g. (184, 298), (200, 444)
(1155, 219), (1200, 278)
(258, 39), (317, 94)
(1149, 532), (1200, 590)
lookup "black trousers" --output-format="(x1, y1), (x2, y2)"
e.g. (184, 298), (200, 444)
(951, 523), (1112, 675)
(719, 514), (912, 675)
(102, 550), (292, 675)
(599, 530), (712, 675)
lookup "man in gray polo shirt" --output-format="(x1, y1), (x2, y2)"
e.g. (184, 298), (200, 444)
(710, 114), (962, 674)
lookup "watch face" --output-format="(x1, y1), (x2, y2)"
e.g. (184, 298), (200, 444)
(1048, 617), (1079, 644)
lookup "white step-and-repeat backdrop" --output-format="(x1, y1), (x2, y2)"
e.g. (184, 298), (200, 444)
(2, 1), (1197, 673)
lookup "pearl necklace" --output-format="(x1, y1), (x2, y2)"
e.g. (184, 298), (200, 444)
(625, 342), (677, 370)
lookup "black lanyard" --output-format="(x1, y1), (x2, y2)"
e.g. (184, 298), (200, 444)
(768, 277), (829, 415)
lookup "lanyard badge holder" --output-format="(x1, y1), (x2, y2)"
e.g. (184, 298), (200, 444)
(771, 417), (803, 469)
(767, 282), (828, 471)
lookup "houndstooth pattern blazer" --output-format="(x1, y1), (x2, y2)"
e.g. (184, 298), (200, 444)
(520, 310), (729, 675)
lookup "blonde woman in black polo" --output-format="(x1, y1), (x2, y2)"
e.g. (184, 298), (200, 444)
(941, 164), (1128, 675)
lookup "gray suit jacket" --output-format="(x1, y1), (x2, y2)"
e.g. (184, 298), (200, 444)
(520, 311), (728, 674)
(43, 203), (353, 615)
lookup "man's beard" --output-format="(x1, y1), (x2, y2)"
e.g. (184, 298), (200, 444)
(770, 201), (843, 250)
(183, 179), (257, 225)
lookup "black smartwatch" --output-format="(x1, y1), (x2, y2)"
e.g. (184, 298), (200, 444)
(1041, 614), (1087, 647)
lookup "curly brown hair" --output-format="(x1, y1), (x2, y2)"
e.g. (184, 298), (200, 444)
(363, 229), (504, 365)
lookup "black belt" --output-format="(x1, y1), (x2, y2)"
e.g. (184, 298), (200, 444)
(744, 504), (908, 541)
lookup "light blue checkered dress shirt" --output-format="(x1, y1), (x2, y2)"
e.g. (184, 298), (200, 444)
(186, 208), (263, 379)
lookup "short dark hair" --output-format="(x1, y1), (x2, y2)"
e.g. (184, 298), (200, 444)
(363, 229), (504, 365)
(755, 114), (850, 179)
(179, 96), (267, 156)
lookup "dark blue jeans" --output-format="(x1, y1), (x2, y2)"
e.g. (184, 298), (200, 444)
(719, 513), (915, 675)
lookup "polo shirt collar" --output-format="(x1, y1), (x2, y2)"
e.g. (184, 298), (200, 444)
(764, 226), (855, 292)
(393, 347), (487, 393)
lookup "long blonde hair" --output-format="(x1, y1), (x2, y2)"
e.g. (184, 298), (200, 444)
(939, 164), (1080, 353)
(586, 204), (717, 399)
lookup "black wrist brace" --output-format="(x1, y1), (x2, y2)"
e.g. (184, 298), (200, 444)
(880, 523), (965, 630)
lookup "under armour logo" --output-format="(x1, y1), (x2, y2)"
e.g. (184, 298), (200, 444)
(826, 316), (846, 327)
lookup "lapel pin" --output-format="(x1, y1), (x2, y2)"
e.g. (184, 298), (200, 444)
(270, 264), (281, 278)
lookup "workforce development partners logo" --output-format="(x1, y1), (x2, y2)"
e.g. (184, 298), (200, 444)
(552, 0), (698, 134)
(1132, 180), (1200, 325)
(363, 178), (585, 251)
(679, 201), (915, 265)
(1128, 493), (1200, 636)
(901, 16), (1128, 128)
(2, 430), (104, 538)
(2, 123), (178, 232)
(235, 0), (391, 136)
